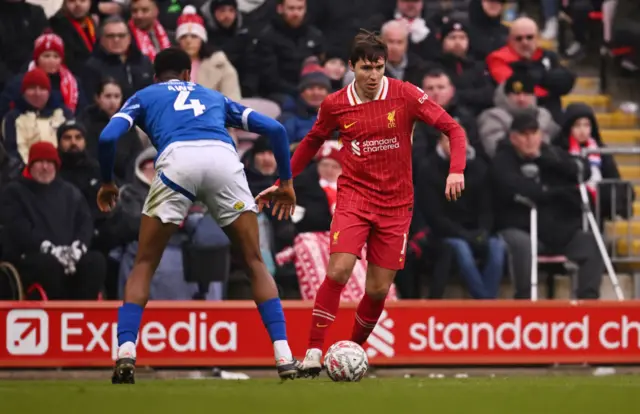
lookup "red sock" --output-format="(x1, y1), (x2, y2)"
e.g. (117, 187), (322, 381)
(308, 277), (345, 350)
(351, 293), (387, 346)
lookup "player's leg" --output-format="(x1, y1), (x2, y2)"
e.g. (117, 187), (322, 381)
(221, 211), (298, 379)
(300, 210), (369, 376)
(350, 215), (411, 346)
(202, 143), (296, 379)
(113, 156), (195, 384)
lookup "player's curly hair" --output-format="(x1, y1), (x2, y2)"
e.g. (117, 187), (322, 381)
(153, 47), (192, 78)
(349, 29), (388, 66)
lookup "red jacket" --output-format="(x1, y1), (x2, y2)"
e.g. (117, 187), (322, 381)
(486, 45), (549, 98)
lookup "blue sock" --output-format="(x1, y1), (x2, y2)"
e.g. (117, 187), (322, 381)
(117, 303), (144, 346)
(257, 298), (287, 342)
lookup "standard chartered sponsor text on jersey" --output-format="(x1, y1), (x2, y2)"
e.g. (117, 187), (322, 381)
(363, 137), (400, 153)
(408, 316), (640, 351)
(61, 312), (237, 360)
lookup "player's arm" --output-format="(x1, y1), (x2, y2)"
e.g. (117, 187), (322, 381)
(224, 97), (292, 181)
(280, 98), (337, 182)
(98, 94), (142, 184)
(404, 82), (466, 174)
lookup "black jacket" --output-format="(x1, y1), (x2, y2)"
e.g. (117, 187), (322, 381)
(49, 11), (96, 76)
(491, 141), (590, 252)
(81, 44), (154, 101)
(434, 53), (495, 115)
(78, 104), (143, 184)
(58, 151), (102, 220)
(0, 1), (48, 90)
(292, 163), (332, 234)
(254, 16), (324, 97)
(416, 147), (493, 240)
(467, 0), (509, 60)
(0, 175), (93, 261)
(306, 0), (389, 61)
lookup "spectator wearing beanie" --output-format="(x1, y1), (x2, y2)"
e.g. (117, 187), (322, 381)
(56, 120), (102, 220)
(0, 141), (106, 300)
(433, 19), (495, 115)
(0, 32), (87, 121)
(278, 59), (330, 144)
(49, 0), (98, 75)
(0, 0), (48, 91)
(1, 68), (73, 165)
(322, 53), (347, 92)
(478, 71), (559, 158)
(176, 6), (241, 100)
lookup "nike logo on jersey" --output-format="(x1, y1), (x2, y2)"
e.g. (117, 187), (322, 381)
(344, 121), (357, 129)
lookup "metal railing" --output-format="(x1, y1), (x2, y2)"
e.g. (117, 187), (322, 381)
(581, 147), (640, 298)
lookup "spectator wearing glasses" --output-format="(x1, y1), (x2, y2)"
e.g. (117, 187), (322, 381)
(486, 17), (575, 123)
(80, 16), (154, 100)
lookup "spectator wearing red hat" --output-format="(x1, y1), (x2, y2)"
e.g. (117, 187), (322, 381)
(49, 0), (98, 76)
(1, 68), (73, 165)
(278, 59), (330, 144)
(176, 5), (241, 100)
(0, 32), (87, 120)
(0, 0), (48, 91)
(0, 141), (106, 300)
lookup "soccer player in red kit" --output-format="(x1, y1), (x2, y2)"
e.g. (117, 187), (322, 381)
(257, 30), (467, 376)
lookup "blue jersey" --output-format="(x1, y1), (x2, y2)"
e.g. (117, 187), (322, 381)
(98, 79), (292, 183)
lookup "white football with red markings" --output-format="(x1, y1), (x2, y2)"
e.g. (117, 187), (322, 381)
(324, 340), (369, 382)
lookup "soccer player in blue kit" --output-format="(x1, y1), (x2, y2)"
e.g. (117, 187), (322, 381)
(97, 48), (298, 384)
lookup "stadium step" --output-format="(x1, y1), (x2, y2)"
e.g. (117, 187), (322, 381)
(618, 165), (640, 180)
(562, 94), (611, 112)
(616, 238), (640, 257)
(600, 129), (640, 145)
(614, 152), (640, 164)
(595, 112), (639, 129)
(605, 220), (640, 238)
(635, 202), (640, 216)
(571, 77), (600, 95)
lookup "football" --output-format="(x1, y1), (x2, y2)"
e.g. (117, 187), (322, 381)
(324, 340), (369, 382)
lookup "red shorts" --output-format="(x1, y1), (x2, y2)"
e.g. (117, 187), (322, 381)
(329, 209), (412, 270)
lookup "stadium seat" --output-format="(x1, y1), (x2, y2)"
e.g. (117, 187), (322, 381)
(537, 255), (578, 299)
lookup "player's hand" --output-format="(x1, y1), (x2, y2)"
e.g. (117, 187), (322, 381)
(445, 173), (465, 201)
(255, 180), (296, 220)
(97, 182), (120, 212)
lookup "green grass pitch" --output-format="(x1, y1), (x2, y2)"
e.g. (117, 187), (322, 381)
(1, 376), (639, 414)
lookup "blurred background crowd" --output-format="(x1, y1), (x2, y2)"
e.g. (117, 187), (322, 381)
(0, 0), (639, 303)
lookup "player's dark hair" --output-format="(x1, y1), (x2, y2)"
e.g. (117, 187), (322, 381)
(95, 77), (122, 97)
(349, 29), (387, 66)
(154, 47), (192, 79)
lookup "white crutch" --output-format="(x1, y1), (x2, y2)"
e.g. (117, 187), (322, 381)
(514, 194), (538, 301)
(575, 160), (624, 300)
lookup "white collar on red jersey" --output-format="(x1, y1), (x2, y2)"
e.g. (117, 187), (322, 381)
(347, 76), (389, 106)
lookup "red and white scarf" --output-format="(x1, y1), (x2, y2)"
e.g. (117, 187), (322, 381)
(568, 135), (602, 200)
(128, 20), (171, 62)
(27, 61), (78, 112)
(319, 179), (337, 215)
(276, 232), (398, 302)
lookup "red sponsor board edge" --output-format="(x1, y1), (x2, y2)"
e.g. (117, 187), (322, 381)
(1, 300), (640, 367)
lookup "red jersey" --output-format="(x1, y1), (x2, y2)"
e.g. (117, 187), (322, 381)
(288, 76), (467, 216)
